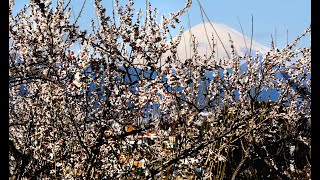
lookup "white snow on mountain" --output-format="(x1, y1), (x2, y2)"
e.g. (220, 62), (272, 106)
(175, 22), (270, 65)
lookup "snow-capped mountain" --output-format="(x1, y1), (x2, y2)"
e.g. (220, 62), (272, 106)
(175, 22), (270, 65)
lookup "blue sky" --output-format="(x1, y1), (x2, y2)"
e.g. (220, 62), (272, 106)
(143, 0), (311, 48)
(12, 0), (310, 48)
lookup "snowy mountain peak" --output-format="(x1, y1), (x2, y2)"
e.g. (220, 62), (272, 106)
(176, 22), (270, 64)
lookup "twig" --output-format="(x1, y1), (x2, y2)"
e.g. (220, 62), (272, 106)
(249, 15), (253, 56)
(74, 0), (87, 25)
(237, 17), (249, 56)
(231, 146), (251, 180)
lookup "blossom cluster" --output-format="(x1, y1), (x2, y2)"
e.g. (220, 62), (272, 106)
(9, 0), (310, 179)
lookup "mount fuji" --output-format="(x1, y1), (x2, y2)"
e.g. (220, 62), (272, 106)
(176, 22), (270, 65)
